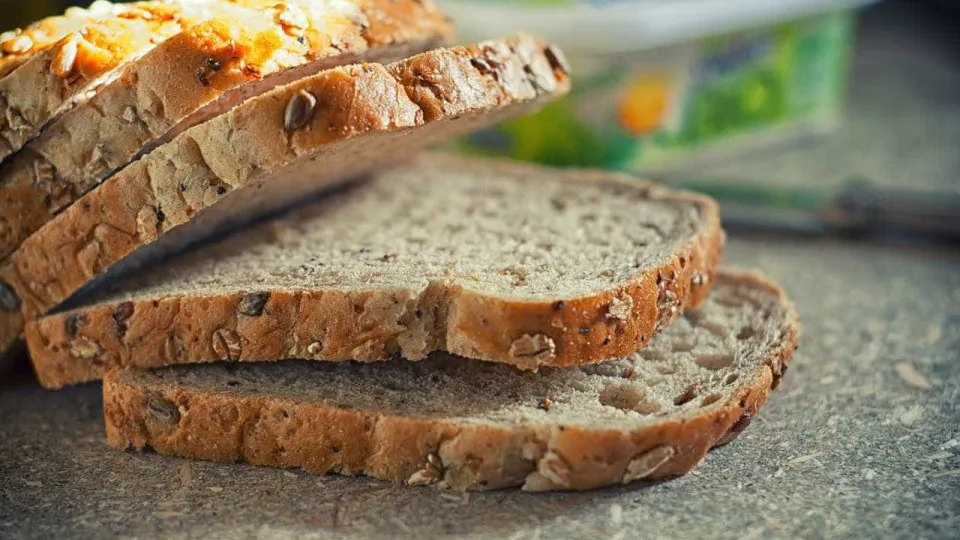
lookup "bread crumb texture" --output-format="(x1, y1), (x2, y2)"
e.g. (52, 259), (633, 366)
(97, 155), (701, 300)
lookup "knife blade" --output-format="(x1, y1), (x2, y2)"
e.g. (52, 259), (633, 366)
(664, 177), (960, 242)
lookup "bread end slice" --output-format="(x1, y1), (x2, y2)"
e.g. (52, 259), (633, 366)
(102, 270), (799, 491)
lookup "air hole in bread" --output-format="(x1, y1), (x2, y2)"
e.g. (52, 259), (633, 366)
(700, 393), (722, 407)
(673, 384), (698, 406)
(697, 319), (726, 337)
(684, 310), (703, 326)
(226, 380), (240, 387)
(641, 349), (666, 362)
(634, 400), (661, 414)
(724, 373), (739, 385)
(598, 383), (660, 414)
(695, 354), (734, 371)
(598, 383), (639, 409)
(737, 327), (757, 340)
(657, 365), (677, 375)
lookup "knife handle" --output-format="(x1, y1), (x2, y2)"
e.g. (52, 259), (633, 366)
(826, 184), (960, 239)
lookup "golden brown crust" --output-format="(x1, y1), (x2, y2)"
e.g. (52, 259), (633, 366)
(0, 0), (453, 260)
(2, 35), (571, 364)
(102, 270), (801, 492)
(0, 2), (189, 162)
(26, 163), (720, 388)
(0, 2), (115, 78)
(0, 2), (182, 78)
(439, 159), (724, 369)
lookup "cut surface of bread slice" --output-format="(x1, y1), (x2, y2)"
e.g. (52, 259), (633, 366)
(2, 34), (571, 359)
(0, 0), (452, 259)
(0, 1), (193, 162)
(26, 151), (721, 388)
(103, 270), (800, 492)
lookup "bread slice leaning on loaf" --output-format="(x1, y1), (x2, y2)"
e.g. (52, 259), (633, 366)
(0, 0), (453, 260)
(0, 1), (193, 163)
(27, 153), (722, 388)
(0, 34), (571, 358)
(103, 270), (800, 492)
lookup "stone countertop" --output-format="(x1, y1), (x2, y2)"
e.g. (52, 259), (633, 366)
(1, 2), (958, 539)
(1, 239), (957, 540)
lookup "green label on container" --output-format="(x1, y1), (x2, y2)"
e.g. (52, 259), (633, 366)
(454, 11), (854, 171)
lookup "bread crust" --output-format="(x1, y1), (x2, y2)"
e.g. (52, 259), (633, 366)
(26, 153), (722, 388)
(0, 2), (189, 163)
(0, 1), (126, 78)
(101, 270), (800, 492)
(1, 35), (571, 362)
(0, 0), (453, 260)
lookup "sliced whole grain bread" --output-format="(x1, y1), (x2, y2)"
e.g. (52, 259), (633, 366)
(102, 270), (799, 492)
(0, 0), (452, 259)
(0, 1), (193, 163)
(1, 35), (571, 359)
(26, 152), (722, 388)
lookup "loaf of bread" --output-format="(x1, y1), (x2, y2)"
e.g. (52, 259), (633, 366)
(0, 0), (453, 260)
(1, 34), (571, 358)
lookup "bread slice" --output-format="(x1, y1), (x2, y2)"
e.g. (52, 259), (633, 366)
(26, 152), (722, 388)
(0, 0), (130, 79)
(1, 35), (571, 359)
(0, 0), (452, 259)
(0, 1), (192, 163)
(103, 270), (799, 492)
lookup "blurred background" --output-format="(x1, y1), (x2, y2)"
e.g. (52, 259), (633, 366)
(2, 0), (958, 239)
(434, 0), (959, 241)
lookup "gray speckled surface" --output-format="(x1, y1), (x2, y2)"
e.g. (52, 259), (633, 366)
(1, 240), (958, 540)
(1, 2), (958, 539)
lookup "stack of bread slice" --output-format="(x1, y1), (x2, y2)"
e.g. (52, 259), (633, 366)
(1, 1), (799, 492)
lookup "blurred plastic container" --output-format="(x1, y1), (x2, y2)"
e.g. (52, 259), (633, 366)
(442, 0), (877, 172)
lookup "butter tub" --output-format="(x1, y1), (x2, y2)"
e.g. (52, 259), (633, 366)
(442, 0), (877, 172)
